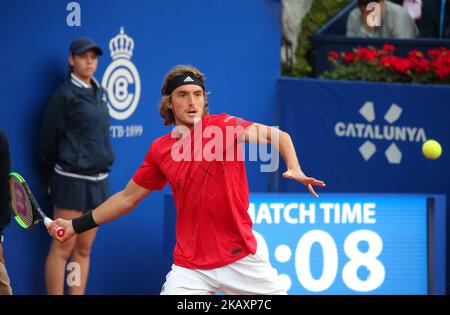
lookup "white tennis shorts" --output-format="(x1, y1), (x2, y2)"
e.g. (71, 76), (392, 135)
(160, 250), (287, 295)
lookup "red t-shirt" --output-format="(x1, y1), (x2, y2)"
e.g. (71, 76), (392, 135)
(132, 114), (257, 269)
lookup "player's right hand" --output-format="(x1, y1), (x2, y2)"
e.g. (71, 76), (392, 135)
(47, 219), (75, 242)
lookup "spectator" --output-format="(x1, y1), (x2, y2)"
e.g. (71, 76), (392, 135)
(419, 0), (450, 38)
(346, 0), (419, 38)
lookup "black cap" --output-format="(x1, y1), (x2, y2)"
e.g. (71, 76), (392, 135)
(69, 37), (103, 56)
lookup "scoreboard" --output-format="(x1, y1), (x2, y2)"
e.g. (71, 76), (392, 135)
(249, 193), (446, 294)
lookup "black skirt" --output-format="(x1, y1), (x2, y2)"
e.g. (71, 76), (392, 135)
(50, 172), (110, 212)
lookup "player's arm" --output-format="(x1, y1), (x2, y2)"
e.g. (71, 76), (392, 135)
(240, 123), (300, 168)
(91, 179), (149, 224)
(48, 179), (150, 242)
(240, 123), (325, 197)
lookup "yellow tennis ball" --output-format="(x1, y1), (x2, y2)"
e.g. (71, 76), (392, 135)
(422, 140), (442, 160)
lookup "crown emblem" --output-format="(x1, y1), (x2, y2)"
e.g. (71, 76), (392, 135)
(109, 27), (134, 60)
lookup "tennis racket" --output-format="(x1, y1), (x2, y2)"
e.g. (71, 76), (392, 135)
(8, 172), (64, 237)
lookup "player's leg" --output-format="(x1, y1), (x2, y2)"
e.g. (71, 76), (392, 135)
(217, 250), (287, 295)
(160, 264), (218, 295)
(45, 207), (78, 295)
(68, 225), (98, 295)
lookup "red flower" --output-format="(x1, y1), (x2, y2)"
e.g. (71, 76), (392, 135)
(328, 51), (340, 60)
(382, 44), (395, 54)
(326, 45), (450, 84)
(435, 67), (450, 79)
(381, 55), (411, 74)
(432, 52), (450, 79)
(392, 58), (411, 74)
(428, 49), (442, 61)
(407, 50), (424, 60)
(380, 56), (397, 69)
(411, 59), (430, 74)
(344, 52), (356, 63)
(357, 47), (379, 62)
(406, 50), (430, 74)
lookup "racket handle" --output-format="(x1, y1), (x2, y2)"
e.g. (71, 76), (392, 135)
(44, 217), (65, 238)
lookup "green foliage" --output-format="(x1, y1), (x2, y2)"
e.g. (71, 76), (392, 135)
(282, 0), (352, 77)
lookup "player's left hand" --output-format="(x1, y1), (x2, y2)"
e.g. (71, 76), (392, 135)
(282, 168), (326, 198)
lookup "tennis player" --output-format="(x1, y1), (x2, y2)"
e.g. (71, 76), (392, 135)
(47, 65), (325, 295)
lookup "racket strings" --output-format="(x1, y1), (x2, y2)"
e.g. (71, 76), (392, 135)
(9, 178), (34, 228)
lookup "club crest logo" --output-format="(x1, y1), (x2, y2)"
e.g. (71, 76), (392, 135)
(102, 27), (141, 120)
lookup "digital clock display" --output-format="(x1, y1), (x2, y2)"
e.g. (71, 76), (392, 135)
(249, 194), (428, 294)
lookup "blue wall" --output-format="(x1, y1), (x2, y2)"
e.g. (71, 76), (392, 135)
(278, 78), (450, 194)
(0, 0), (281, 294)
(278, 78), (450, 292)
